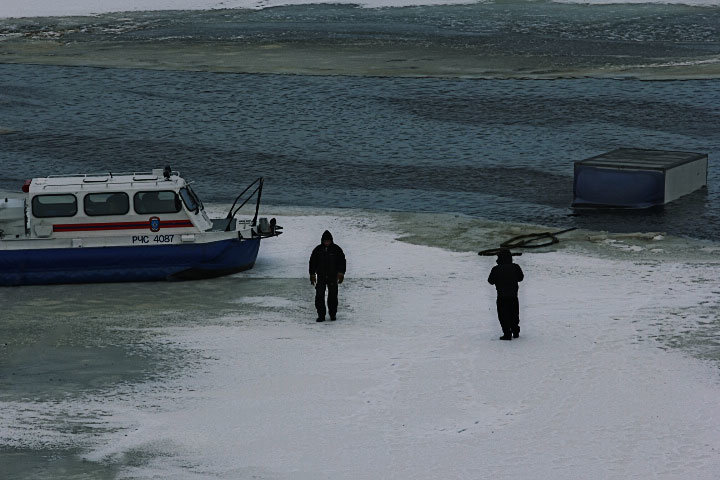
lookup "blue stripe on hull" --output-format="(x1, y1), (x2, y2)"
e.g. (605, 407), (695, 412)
(0, 238), (261, 286)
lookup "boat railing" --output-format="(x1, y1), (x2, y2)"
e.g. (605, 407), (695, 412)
(224, 177), (264, 232)
(45, 170), (180, 179)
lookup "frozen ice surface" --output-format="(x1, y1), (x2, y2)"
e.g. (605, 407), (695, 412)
(2, 0), (720, 18)
(0, 0), (474, 18)
(18, 209), (710, 479)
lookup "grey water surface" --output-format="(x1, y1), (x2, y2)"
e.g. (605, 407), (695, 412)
(1, 64), (719, 238)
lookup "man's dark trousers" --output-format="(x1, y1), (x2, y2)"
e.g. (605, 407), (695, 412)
(496, 297), (519, 337)
(315, 280), (338, 319)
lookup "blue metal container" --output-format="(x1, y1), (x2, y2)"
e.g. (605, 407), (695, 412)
(572, 148), (708, 209)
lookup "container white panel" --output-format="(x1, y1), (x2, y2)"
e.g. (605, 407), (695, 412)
(664, 157), (708, 204)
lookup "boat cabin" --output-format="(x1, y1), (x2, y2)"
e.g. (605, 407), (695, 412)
(9, 168), (214, 240)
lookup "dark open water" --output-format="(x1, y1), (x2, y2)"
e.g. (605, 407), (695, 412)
(1, 64), (719, 238)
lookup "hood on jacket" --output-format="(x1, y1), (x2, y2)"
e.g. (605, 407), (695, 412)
(496, 248), (512, 265)
(321, 230), (333, 244)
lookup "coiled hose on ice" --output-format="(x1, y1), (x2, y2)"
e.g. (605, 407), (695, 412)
(478, 227), (577, 256)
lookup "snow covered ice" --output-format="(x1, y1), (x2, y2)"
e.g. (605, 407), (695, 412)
(94, 211), (720, 478)
(4, 209), (717, 478)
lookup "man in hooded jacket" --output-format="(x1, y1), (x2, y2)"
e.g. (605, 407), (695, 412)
(487, 249), (524, 340)
(309, 230), (346, 322)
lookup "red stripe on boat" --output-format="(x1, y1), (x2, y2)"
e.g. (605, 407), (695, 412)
(53, 220), (194, 232)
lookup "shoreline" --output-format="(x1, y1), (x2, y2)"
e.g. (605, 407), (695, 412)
(2, 0), (720, 19)
(229, 204), (720, 263)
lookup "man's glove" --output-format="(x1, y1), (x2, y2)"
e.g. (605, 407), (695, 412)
(310, 274), (316, 286)
(337, 273), (344, 284)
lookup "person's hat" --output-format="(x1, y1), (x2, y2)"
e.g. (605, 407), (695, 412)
(496, 248), (512, 264)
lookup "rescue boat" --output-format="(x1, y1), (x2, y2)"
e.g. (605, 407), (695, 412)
(0, 166), (282, 286)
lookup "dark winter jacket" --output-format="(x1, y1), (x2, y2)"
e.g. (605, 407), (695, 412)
(488, 251), (524, 298)
(309, 231), (346, 282)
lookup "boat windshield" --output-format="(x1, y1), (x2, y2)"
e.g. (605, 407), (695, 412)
(180, 186), (203, 213)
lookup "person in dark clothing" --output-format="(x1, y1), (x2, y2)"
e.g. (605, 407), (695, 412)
(309, 230), (346, 322)
(487, 249), (524, 340)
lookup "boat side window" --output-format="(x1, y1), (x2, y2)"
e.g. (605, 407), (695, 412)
(188, 186), (204, 211)
(32, 194), (78, 218)
(179, 187), (198, 212)
(134, 190), (182, 214)
(84, 192), (130, 216)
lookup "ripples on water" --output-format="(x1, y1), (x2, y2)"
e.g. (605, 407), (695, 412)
(1, 64), (718, 237)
